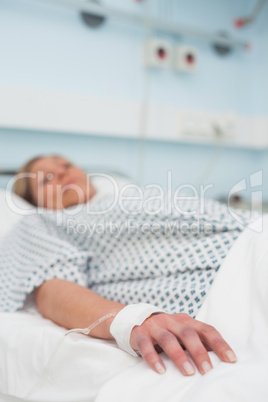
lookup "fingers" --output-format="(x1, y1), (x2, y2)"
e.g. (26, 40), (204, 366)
(170, 315), (237, 365)
(135, 330), (196, 376)
(135, 334), (166, 374)
(151, 322), (214, 375)
(151, 315), (213, 375)
(174, 326), (213, 374)
(130, 313), (237, 377)
(151, 328), (196, 375)
(196, 322), (237, 364)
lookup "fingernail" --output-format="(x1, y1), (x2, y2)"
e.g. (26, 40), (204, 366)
(155, 362), (166, 374)
(201, 361), (212, 374)
(183, 361), (195, 375)
(226, 350), (237, 363)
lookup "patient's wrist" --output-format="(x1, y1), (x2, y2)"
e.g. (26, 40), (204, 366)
(109, 303), (165, 357)
(87, 308), (125, 339)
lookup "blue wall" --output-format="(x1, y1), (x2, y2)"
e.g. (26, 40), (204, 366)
(0, 128), (265, 201)
(0, 0), (268, 200)
(1, 0), (266, 112)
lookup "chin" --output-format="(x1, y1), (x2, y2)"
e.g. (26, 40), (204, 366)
(62, 193), (88, 209)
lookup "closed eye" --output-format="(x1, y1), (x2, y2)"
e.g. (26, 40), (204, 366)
(40, 173), (54, 186)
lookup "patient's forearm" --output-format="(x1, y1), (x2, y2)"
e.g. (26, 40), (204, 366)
(34, 278), (125, 339)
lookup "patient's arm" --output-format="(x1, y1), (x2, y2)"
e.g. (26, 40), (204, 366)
(35, 278), (237, 376)
(34, 278), (125, 339)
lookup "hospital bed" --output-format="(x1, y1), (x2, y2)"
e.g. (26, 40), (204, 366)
(0, 169), (268, 402)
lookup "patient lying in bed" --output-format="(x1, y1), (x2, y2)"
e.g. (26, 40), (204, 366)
(0, 155), (248, 377)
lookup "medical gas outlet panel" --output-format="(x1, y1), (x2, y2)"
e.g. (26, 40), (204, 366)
(144, 39), (198, 72)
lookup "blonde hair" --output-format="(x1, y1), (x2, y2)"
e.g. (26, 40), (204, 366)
(13, 155), (44, 206)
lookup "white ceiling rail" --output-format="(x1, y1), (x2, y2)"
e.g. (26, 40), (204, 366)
(32, 0), (249, 50)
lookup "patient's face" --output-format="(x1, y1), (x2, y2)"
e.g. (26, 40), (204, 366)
(29, 156), (96, 209)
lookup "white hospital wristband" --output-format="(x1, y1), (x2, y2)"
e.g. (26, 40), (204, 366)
(109, 303), (165, 357)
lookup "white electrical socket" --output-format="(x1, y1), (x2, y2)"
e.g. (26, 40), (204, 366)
(212, 113), (237, 138)
(144, 38), (173, 68)
(174, 45), (197, 72)
(178, 110), (237, 140)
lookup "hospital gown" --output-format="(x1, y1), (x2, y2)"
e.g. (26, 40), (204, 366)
(0, 190), (250, 316)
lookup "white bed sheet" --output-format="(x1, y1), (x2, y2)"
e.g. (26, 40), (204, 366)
(1, 216), (268, 402)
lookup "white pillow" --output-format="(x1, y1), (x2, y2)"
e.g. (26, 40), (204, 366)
(91, 174), (132, 201)
(0, 189), (34, 240)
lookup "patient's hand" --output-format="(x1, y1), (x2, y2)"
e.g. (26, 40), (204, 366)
(129, 313), (237, 376)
